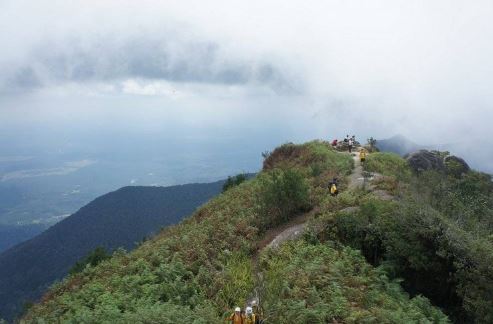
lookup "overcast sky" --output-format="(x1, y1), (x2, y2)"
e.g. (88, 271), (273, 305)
(1, 0), (493, 170)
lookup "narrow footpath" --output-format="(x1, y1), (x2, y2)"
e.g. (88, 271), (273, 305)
(247, 147), (367, 311)
(348, 151), (365, 190)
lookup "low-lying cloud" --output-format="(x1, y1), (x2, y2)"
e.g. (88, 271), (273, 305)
(1, 0), (493, 172)
(1, 33), (297, 94)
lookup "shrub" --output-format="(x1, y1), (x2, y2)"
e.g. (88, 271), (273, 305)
(256, 168), (311, 228)
(69, 246), (112, 275)
(222, 173), (248, 192)
(364, 152), (411, 180)
(260, 240), (449, 323)
(215, 252), (254, 309)
(324, 193), (493, 323)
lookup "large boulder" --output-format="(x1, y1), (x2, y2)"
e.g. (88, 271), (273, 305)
(406, 150), (470, 176)
(406, 150), (444, 173)
(444, 155), (470, 176)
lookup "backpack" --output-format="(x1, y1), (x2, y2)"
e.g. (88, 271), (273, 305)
(330, 183), (338, 195)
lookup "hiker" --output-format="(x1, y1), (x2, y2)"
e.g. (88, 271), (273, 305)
(228, 307), (244, 324)
(251, 300), (263, 324)
(245, 306), (256, 324)
(348, 138), (353, 153)
(331, 139), (338, 147)
(329, 178), (339, 197)
(343, 135), (349, 143)
(359, 148), (367, 163)
(241, 310), (246, 322)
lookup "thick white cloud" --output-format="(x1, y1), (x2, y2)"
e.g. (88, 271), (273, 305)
(1, 0), (493, 170)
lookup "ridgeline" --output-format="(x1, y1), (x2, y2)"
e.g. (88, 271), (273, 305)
(17, 141), (493, 323)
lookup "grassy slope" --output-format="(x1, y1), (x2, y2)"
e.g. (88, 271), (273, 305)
(23, 142), (448, 323)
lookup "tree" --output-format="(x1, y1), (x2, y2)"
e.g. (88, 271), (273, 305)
(222, 173), (248, 192)
(69, 246), (111, 275)
(257, 168), (310, 228)
(367, 137), (377, 151)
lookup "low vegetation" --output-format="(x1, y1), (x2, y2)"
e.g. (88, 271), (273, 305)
(0, 183), (223, 322)
(23, 141), (353, 322)
(222, 173), (248, 192)
(335, 152), (493, 323)
(260, 239), (448, 323)
(364, 152), (411, 180)
(256, 168), (311, 228)
(69, 246), (112, 275)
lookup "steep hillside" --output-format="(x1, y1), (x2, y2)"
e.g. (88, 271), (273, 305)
(307, 151), (492, 322)
(0, 181), (224, 321)
(21, 141), (464, 323)
(0, 224), (47, 253)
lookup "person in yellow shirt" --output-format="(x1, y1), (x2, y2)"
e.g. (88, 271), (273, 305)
(359, 148), (367, 163)
(251, 300), (263, 323)
(227, 307), (244, 324)
(329, 178), (339, 197)
(244, 306), (256, 324)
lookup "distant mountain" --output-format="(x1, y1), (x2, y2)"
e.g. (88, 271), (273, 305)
(0, 181), (224, 321)
(376, 134), (423, 156)
(0, 224), (47, 253)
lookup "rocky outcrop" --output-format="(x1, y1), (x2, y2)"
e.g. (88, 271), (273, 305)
(444, 155), (470, 176)
(406, 150), (444, 173)
(406, 150), (470, 176)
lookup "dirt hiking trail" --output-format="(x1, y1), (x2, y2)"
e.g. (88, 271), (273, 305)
(247, 146), (392, 311)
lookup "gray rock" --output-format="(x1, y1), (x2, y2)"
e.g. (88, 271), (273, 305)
(406, 150), (444, 173)
(444, 155), (470, 175)
(406, 150), (470, 176)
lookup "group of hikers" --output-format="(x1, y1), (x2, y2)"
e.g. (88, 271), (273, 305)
(331, 134), (357, 153)
(328, 134), (368, 197)
(227, 301), (263, 324)
(331, 134), (367, 160)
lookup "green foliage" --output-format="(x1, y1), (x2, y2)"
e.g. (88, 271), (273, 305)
(367, 136), (378, 152)
(444, 159), (464, 177)
(261, 240), (449, 323)
(323, 171), (493, 322)
(25, 140), (489, 323)
(261, 150), (271, 159)
(24, 141), (349, 323)
(364, 152), (411, 180)
(0, 183), (224, 321)
(222, 173), (248, 193)
(69, 246), (112, 275)
(417, 170), (493, 232)
(263, 141), (353, 176)
(257, 168), (311, 228)
(215, 252), (254, 309)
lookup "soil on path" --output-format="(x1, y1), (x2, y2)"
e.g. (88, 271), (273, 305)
(348, 150), (365, 190)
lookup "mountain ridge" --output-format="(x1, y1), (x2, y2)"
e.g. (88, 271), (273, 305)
(23, 140), (493, 323)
